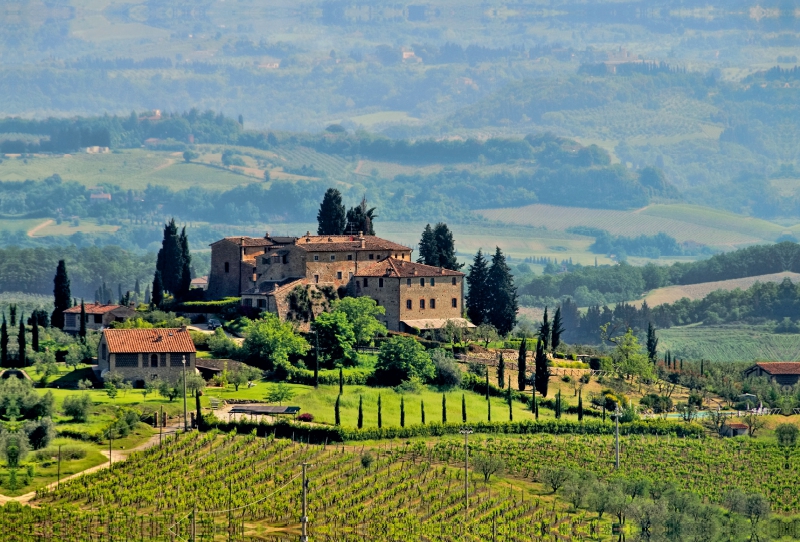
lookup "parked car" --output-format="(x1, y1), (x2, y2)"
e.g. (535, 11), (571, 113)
(207, 319), (222, 330)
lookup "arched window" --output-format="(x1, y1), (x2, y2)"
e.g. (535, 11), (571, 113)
(150, 354), (159, 368)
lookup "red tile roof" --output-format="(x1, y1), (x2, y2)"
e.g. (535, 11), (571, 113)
(753, 362), (800, 375)
(211, 236), (275, 247)
(103, 328), (196, 354)
(64, 303), (129, 315)
(296, 235), (410, 253)
(355, 258), (464, 278)
(727, 423), (748, 429)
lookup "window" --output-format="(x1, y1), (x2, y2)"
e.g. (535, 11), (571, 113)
(244, 298), (253, 307)
(115, 354), (138, 368)
(364, 278), (369, 287)
(369, 254), (374, 260)
(272, 256), (281, 264)
(379, 278), (384, 287)
(257, 299), (266, 309)
(430, 299), (436, 309)
(452, 277), (457, 285)
(314, 255), (319, 261)
(452, 298), (458, 308)
(314, 275), (320, 284)
(282, 255), (288, 264)
(406, 278), (411, 286)
(161, 354), (167, 367)
(419, 299), (425, 309)
(94, 314), (102, 324)
(430, 278), (435, 286)
(150, 354), (159, 368)
(406, 300), (412, 310)
(101, 344), (107, 360)
(330, 255), (336, 261)
(171, 354), (190, 367)
(224, 262), (229, 273)
(420, 278), (425, 287)
(262, 257), (269, 265)
(65, 314), (76, 328)
(347, 254), (353, 261)
(337, 271), (342, 280)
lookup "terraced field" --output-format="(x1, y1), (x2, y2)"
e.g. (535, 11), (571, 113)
(478, 203), (783, 248)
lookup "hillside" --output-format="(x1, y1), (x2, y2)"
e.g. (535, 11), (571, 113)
(658, 324), (800, 363)
(637, 272), (800, 307)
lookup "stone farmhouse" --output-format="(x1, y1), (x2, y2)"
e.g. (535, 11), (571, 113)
(97, 327), (196, 383)
(63, 303), (136, 334)
(208, 232), (469, 332)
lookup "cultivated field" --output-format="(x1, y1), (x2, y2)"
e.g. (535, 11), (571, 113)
(636, 272), (800, 307)
(657, 324), (800, 362)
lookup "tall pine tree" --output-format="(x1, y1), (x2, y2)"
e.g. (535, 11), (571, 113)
(51, 260), (71, 329)
(517, 338), (527, 391)
(646, 322), (659, 364)
(534, 340), (549, 397)
(177, 227), (193, 299)
(486, 247), (518, 335)
(417, 224), (437, 266)
(551, 307), (564, 353)
(79, 300), (86, 341)
(152, 271), (164, 309)
(465, 249), (490, 325)
(418, 223), (462, 270)
(497, 353), (505, 388)
(0, 315), (7, 368)
(156, 219), (182, 295)
(31, 318), (39, 353)
(317, 188), (347, 235)
(18, 316), (25, 367)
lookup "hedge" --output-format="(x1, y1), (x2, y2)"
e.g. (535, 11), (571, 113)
(287, 367), (373, 386)
(175, 298), (241, 313)
(199, 416), (705, 443)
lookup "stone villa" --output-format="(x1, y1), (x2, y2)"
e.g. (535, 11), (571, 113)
(97, 327), (196, 383)
(63, 303), (136, 334)
(207, 232), (469, 332)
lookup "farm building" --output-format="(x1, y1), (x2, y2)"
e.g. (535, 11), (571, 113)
(743, 362), (800, 386)
(97, 327), (196, 383)
(720, 422), (748, 438)
(63, 303), (136, 334)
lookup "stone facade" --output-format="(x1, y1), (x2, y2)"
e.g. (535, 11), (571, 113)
(207, 236), (294, 300)
(98, 327), (196, 384)
(63, 304), (136, 333)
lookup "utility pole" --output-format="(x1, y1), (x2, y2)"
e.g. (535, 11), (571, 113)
(182, 355), (188, 431)
(460, 426), (473, 522)
(614, 403), (621, 470)
(301, 462), (309, 542)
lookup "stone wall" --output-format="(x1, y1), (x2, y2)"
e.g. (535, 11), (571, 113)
(106, 352), (196, 383)
(208, 240), (244, 299)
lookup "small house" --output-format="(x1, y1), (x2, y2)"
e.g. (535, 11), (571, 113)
(98, 327), (196, 383)
(721, 422), (748, 437)
(63, 303), (136, 334)
(743, 362), (800, 386)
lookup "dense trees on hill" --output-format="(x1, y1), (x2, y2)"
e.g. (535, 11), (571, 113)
(567, 227), (711, 258)
(466, 247), (518, 334)
(417, 223), (462, 270)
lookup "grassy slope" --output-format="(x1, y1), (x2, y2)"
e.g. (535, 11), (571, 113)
(658, 324), (800, 362)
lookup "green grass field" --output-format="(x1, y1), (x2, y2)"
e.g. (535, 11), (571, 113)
(657, 324), (800, 362)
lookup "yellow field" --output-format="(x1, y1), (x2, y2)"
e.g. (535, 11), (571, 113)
(634, 272), (800, 307)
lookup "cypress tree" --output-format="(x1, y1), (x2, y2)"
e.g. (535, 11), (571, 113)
(534, 340), (549, 398)
(429, 223), (462, 270)
(517, 338), (527, 391)
(487, 398), (491, 422)
(507, 377), (513, 421)
(646, 322), (658, 364)
(400, 396), (405, 428)
(0, 315), (7, 368)
(533, 394), (538, 420)
(9, 305), (16, 326)
(17, 316), (25, 367)
(421, 400), (426, 425)
(461, 394), (467, 423)
(680, 358), (683, 371)
(357, 396), (363, 429)
(551, 307), (564, 353)
(177, 227), (192, 299)
(152, 271), (164, 309)
(538, 307), (551, 351)
(334, 395), (341, 426)
(556, 390), (562, 419)
(497, 353), (505, 388)
(317, 188), (347, 235)
(486, 247), (518, 335)
(417, 224), (437, 266)
(441, 394), (447, 424)
(339, 367), (344, 395)
(578, 390), (584, 422)
(31, 318), (39, 353)
(134, 278), (141, 298)
(485, 370), (490, 401)
(377, 394), (382, 428)
(156, 219), (182, 294)
(345, 196), (376, 235)
(79, 299), (86, 341)
(701, 359), (704, 376)
(466, 249), (490, 325)
(51, 260), (71, 329)
(144, 285), (151, 305)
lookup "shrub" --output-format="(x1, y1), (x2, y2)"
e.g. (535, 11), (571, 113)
(431, 349), (462, 388)
(33, 445), (86, 462)
(373, 336), (435, 386)
(24, 418), (55, 450)
(467, 361), (487, 378)
(288, 367), (372, 386)
(297, 413), (314, 423)
(63, 394), (93, 422)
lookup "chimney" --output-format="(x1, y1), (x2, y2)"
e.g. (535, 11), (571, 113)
(359, 231), (365, 249)
(180, 325), (187, 332)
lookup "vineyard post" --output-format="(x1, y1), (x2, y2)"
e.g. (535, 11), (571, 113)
(182, 355), (188, 431)
(57, 444), (61, 489)
(614, 403), (621, 469)
(460, 426), (473, 524)
(301, 462), (309, 542)
(159, 406), (163, 445)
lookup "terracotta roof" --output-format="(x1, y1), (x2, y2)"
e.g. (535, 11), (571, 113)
(751, 362), (800, 375)
(296, 235), (410, 253)
(211, 236), (275, 247)
(355, 258), (464, 278)
(103, 328), (196, 354)
(64, 303), (131, 315)
(726, 423), (748, 429)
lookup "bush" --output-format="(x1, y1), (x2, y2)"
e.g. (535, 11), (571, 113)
(62, 394), (93, 422)
(33, 445), (86, 462)
(467, 361), (487, 378)
(24, 418), (55, 450)
(297, 413), (314, 422)
(373, 336), (435, 386)
(431, 349), (462, 388)
(287, 367), (372, 386)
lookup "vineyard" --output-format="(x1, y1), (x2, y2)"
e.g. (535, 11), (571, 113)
(657, 324), (800, 362)
(20, 431), (601, 541)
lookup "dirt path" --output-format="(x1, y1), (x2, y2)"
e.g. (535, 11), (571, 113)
(27, 219), (54, 238)
(4, 419), (185, 505)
